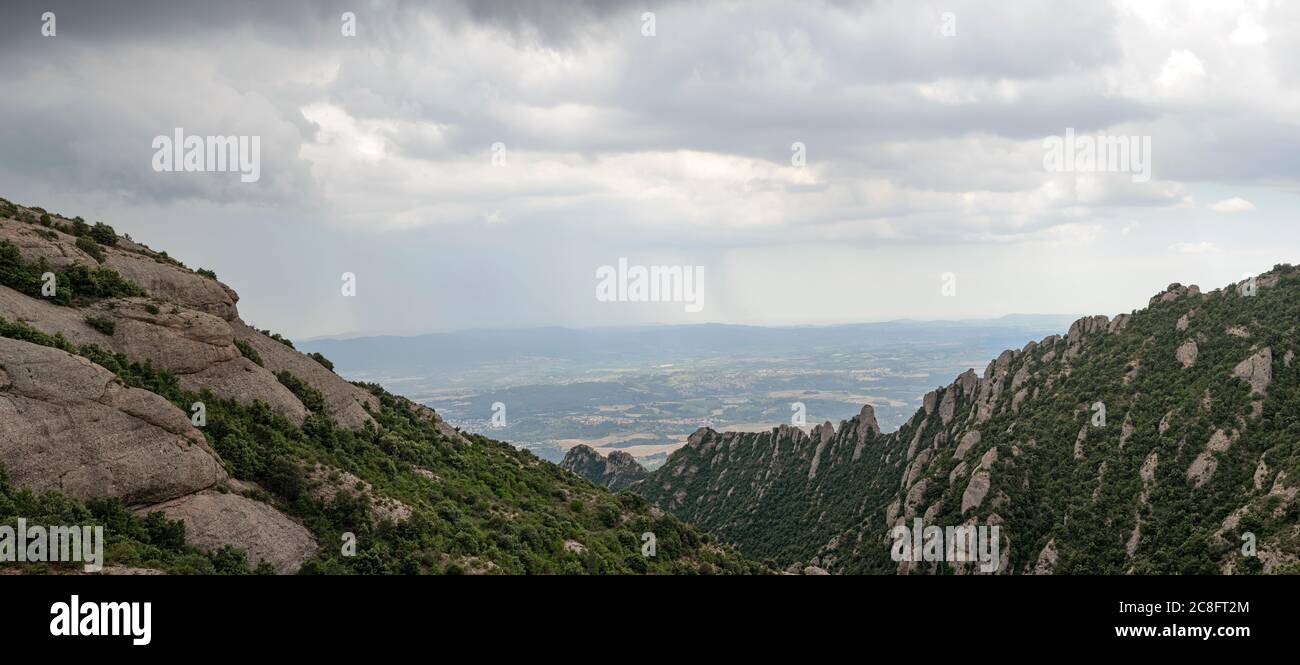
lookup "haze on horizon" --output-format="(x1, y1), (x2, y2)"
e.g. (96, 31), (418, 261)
(2, 0), (1298, 339)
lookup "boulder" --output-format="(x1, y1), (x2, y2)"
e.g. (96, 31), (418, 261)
(143, 490), (317, 574)
(232, 321), (378, 429)
(1232, 347), (1272, 396)
(0, 337), (225, 507)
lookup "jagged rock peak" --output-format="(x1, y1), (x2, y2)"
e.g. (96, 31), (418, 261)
(560, 443), (649, 491)
(1067, 314), (1111, 341)
(857, 404), (880, 436)
(1150, 282), (1201, 306)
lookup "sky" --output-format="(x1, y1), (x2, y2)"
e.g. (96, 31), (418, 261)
(1, 0), (1298, 339)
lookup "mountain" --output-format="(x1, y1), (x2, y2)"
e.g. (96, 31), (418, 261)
(0, 197), (764, 575)
(632, 270), (1300, 574)
(300, 317), (1081, 376)
(561, 444), (649, 491)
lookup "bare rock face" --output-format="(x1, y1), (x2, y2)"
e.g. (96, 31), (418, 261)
(0, 285), (107, 345)
(104, 252), (238, 321)
(0, 221), (99, 269)
(973, 352), (1014, 424)
(1032, 538), (1058, 575)
(91, 299), (239, 373)
(0, 214), (400, 575)
(953, 430), (981, 460)
(1010, 364), (1031, 393)
(961, 447), (998, 513)
(0, 287), (308, 424)
(1116, 415), (1134, 449)
(851, 404), (879, 461)
(1253, 458), (1271, 490)
(1124, 452), (1160, 559)
(1073, 424), (1088, 460)
(560, 444), (649, 491)
(1150, 283), (1200, 306)
(0, 337), (225, 507)
(902, 448), (932, 488)
(938, 387), (957, 425)
(807, 421), (838, 480)
(1187, 429), (1238, 487)
(143, 490), (317, 574)
(956, 368), (979, 395)
(856, 403), (880, 436)
(1232, 347), (1272, 396)
(1011, 387), (1029, 412)
(232, 321), (378, 429)
(306, 464), (412, 523)
(1064, 315), (1110, 361)
(0, 220), (238, 320)
(178, 359), (310, 423)
(1, 216), (375, 431)
(1176, 340), (1198, 368)
(1124, 517), (1142, 559)
(903, 479), (928, 519)
(1140, 452), (1159, 485)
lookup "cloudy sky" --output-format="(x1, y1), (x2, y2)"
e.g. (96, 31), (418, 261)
(2, 0), (1298, 338)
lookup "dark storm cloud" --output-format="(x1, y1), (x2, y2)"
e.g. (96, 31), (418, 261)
(0, 0), (1296, 335)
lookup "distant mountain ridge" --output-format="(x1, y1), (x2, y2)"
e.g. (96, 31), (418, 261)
(575, 268), (1300, 574)
(299, 316), (1081, 375)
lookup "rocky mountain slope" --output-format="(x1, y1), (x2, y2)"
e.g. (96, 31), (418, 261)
(0, 197), (764, 575)
(560, 445), (649, 491)
(631, 268), (1300, 574)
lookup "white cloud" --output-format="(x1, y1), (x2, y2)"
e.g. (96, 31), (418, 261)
(1210, 197), (1256, 212)
(4, 0), (1300, 335)
(1230, 14), (1268, 46)
(1156, 49), (1205, 89)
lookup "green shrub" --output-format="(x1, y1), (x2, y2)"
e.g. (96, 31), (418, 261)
(196, 268), (217, 280)
(38, 213), (52, 227)
(59, 264), (146, 302)
(1, 465), (256, 575)
(258, 328), (294, 348)
(89, 222), (118, 246)
(234, 338), (263, 366)
(75, 236), (105, 263)
(276, 370), (326, 413)
(1, 240), (146, 305)
(84, 315), (116, 336)
(308, 352), (335, 372)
